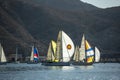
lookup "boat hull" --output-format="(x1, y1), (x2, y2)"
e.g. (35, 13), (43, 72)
(42, 62), (70, 66)
(0, 62), (7, 65)
(72, 62), (93, 66)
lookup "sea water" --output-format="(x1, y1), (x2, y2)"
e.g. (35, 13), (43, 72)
(0, 63), (120, 80)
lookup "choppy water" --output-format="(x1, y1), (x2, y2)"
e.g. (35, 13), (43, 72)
(0, 63), (120, 80)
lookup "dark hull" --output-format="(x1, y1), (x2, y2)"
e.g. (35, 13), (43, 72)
(42, 62), (70, 66)
(72, 62), (93, 66)
(0, 62), (7, 65)
(27, 62), (38, 64)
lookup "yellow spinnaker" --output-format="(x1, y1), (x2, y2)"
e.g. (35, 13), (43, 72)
(51, 40), (56, 54)
(85, 40), (91, 50)
(85, 40), (94, 63)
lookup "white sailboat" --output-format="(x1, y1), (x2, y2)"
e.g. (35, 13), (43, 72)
(0, 43), (7, 64)
(72, 34), (94, 65)
(28, 45), (39, 64)
(44, 30), (75, 66)
(94, 46), (101, 62)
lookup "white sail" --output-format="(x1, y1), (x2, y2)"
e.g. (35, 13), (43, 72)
(62, 31), (75, 62)
(0, 44), (7, 62)
(73, 46), (80, 62)
(79, 34), (86, 61)
(55, 31), (75, 62)
(30, 45), (34, 61)
(95, 46), (100, 62)
(55, 31), (62, 61)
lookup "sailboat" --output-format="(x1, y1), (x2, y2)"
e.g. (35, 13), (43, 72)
(72, 34), (94, 65)
(0, 43), (7, 65)
(44, 30), (75, 66)
(94, 46), (101, 63)
(42, 40), (56, 65)
(27, 45), (39, 64)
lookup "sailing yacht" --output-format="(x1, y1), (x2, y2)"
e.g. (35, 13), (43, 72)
(43, 30), (75, 66)
(72, 34), (94, 65)
(0, 43), (7, 65)
(27, 45), (39, 64)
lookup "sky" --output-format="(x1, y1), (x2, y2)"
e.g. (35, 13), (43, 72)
(81, 0), (120, 8)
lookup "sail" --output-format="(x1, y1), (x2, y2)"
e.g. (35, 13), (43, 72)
(85, 40), (94, 63)
(55, 31), (75, 62)
(47, 41), (56, 61)
(62, 31), (75, 62)
(51, 40), (56, 56)
(73, 46), (80, 62)
(30, 46), (34, 61)
(0, 44), (7, 62)
(95, 46), (100, 62)
(33, 47), (39, 62)
(79, 34), (86, 61)
(55, 31), (62, 62)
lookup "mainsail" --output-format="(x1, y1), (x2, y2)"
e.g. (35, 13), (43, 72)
(73, 46), (80, 62)
(30, 46), (34, 61)
(79, 34), (86, 61)
(85, 40), (94, 63)
(95, 46), (100, 62)
(0, 44), (7, 62)
(55, 31), (62, 61)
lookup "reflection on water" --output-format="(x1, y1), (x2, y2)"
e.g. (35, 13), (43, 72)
(0, 63), (120, 80)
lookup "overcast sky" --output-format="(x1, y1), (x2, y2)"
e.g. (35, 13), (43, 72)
(81, 0), (120, 8)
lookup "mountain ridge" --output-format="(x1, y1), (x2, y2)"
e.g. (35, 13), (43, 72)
(0, 0), (120, 59)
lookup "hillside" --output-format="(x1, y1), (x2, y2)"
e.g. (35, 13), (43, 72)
(0, 0), (120, 59)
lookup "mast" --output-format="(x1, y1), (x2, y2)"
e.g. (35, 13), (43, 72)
(15, 46), (18, 62)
